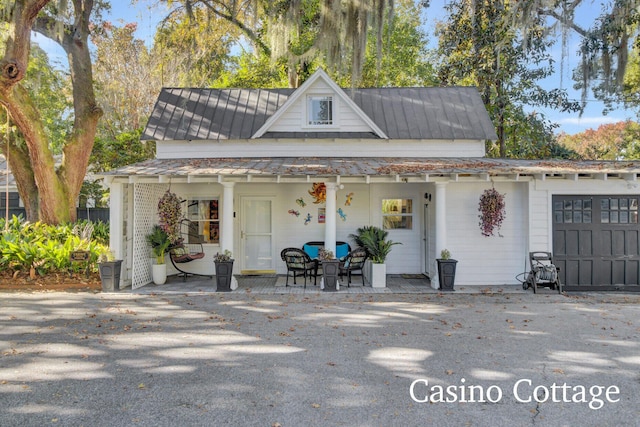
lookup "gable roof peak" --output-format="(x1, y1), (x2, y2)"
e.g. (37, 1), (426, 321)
(251, 68), (388, 139)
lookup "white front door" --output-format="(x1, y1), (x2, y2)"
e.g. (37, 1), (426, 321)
(240, 197), (275, 274)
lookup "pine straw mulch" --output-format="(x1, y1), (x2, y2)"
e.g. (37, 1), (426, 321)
(0, 270), (102, 293)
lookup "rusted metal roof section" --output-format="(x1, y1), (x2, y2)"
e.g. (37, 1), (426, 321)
(104, 157), (640, 177)
(141, 87), (498, 142)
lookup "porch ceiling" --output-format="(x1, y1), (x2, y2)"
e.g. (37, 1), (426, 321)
(99, 157), (640, 183)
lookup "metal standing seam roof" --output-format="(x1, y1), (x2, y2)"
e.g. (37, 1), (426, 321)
(141, 87), (498, 142)
(103, 157), (640, 178)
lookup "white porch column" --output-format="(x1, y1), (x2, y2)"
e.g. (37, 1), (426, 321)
(109, 182), (124, 260)
(324, 182), (338, 255)
(433, 182), (448, 289)
(220, 182), (237, 289)
(220, 182), (235, 255)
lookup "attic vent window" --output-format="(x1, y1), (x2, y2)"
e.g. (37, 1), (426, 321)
(307, 96), (333, 125)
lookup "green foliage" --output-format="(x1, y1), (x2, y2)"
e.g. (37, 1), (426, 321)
(557, 121), (640, 160)
(214, 250), (233, 262)
(349, 225), (401, 264)
(152, 6), (241, 87)
(146, 225), (171, 264)
(0, 216), (110, 277)
(216, 52), (291, 88)
(437, 0), (581, 158)
(358, 1), (438, 87)
(91, 128), (154, 172)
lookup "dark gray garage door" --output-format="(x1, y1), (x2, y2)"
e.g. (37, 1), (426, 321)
(552, 195), (640, 291)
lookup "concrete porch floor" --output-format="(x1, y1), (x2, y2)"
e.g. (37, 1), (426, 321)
(128, 273), (528, 295)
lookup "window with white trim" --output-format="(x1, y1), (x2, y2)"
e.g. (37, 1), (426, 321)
(307, 95), (333, 125)
(382, 199), (413, 230)
(186, 198), (219, 244)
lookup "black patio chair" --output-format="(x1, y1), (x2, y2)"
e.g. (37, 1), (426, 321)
(280, 247), (318, 288)
(339, 247), (368, 287)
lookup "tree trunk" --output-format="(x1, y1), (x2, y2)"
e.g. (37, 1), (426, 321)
(0, 128), (39, 221)
(0, 0), (102, 224)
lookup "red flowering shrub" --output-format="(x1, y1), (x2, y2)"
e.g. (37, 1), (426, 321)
(478, 188), (505, 237)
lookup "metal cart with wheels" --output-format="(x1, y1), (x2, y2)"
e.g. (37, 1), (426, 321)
(524, 251), (563, 294)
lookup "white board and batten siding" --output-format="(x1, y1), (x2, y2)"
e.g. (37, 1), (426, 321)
(445, 182), (529, 286)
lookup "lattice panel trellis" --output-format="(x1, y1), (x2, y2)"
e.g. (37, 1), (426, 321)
(132, 184), (169, 289)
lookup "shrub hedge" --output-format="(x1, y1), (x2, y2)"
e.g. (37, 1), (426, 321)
(0, 216), (110, 277)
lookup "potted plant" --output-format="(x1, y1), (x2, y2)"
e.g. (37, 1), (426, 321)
(157, 190), (182, 245)
(319, 248), (339, 292)
(146, 225), (171, 285)
(478, 188), (506, 237)
(350, 226), (400, 288)
(214, 250), (234, 292)
(436, 249), (458, 291)
(97, 249), (123, 292)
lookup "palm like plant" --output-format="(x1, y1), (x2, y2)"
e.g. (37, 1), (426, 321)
(146, 225), (171, 264)
(350, 226), (401, 264)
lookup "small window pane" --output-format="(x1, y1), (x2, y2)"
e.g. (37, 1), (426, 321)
(631, 212), (638, 223)
(583, 199), (592, 210)
(583, 211), (592, 223)
(630, 199), (638, 210)
(573, 211), (582, 223)
(601, 199), (610, 210)
(610, 198), (619, 210)
(601, 211), (609, 223)
(554, 201), (563, 210)
(308, 96), (333, 125)
(573, 199), (582, 210)
(383, 216), (412, 229)
(564, 200), (573, 209)
(564, 211), (573, 223)
(620, 211), (629, 223)
(620, 198), (629, 210)
(554, 211), (563, 223)
(382, 198), (413, 230)
(610, 211), (619, 223)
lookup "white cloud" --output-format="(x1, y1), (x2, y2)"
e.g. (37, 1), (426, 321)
(559, 116), (624, 126)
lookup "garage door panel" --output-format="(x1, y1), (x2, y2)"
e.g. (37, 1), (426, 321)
(579, 260), (593, 285)
(600, 230), (612, 256)
(626, 260), (639, 285)
(563, 259), (580, 285)
(553, 230), (566, 255)
(553, 195), (640, 290)
(593, 260), (610, 285)
(612, 260), (626, 284)
(627, 230), (639, 256)
(579, 230), (593, 255)
(612, 230), (626, 257)
(566, 230), (579, 256)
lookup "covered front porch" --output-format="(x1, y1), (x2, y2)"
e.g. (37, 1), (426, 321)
(127, 273), (529, 295)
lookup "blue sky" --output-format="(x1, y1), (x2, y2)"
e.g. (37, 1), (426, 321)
(34, 0), (637, 135)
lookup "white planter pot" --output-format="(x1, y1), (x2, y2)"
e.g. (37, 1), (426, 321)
(152, 263), (167, 285)
(370, 263), (386, 288)
(363, 259), (373, 285)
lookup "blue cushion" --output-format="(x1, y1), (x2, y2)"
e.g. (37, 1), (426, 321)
(303, 244), (319, 259)
(336, 244), (349, 260)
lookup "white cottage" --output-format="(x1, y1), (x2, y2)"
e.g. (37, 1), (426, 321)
(103, 69), (640, 292)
